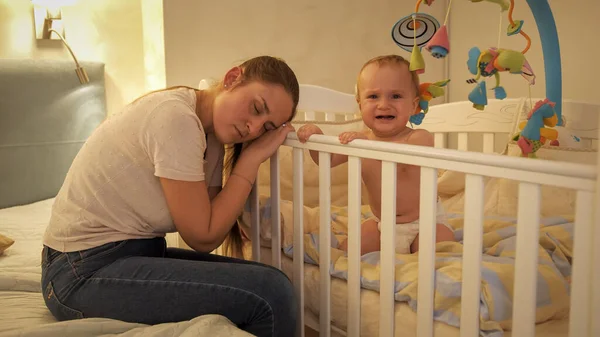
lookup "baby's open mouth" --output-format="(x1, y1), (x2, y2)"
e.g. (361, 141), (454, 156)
(376, 115), (395, 120)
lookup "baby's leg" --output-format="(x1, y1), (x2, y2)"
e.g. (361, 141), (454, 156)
(410, 223), (455, 253)
(337, 218), (381, 255)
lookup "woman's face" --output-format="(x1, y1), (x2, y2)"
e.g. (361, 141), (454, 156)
(212, 69), (294, 144)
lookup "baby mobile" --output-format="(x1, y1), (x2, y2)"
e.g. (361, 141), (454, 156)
(390, 0), (562, 158)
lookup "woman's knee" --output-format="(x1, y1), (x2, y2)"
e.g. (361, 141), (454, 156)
(264, 267), (296, 305)
(259, 267), (297, 327)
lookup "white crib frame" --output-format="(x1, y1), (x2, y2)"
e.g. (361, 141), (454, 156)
(244, 84), (599, 337)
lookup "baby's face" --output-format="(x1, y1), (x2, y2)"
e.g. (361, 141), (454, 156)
(357, 63), (418, 138)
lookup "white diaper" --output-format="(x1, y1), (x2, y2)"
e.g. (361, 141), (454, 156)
(372, 201), (452, 254)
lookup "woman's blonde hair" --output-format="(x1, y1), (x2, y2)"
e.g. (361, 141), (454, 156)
(219, 56), (299, 258)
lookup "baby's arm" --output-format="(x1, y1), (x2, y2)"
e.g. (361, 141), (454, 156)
(297, 124), (348, 167)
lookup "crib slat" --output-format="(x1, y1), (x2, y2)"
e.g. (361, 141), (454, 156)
(325, 112), (336, 122)
(594, 120), (600, 337)
(417, 166), (438, 337)
(482, 133), (495, 153)
(593, 206), (600, 337)
(250, 179), (261, 262)
(434, 132), (446, 149)
(379, 161), (397, 337)
(457, 133), (468, 151)
(270, 150), (282, 269)
(318, 152), (332, 337)
(512, 182), (541, 337)
(569, 190), (594, 337)
(304, 111), (316, 121)
(460, 174), (485, 337)
(347, 156), (362, 337)
(292, 148), (305, 337)
(345, 114), (355, 121)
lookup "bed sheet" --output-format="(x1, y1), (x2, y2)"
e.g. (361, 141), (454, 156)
(0, 199), (251, 337)
(245, 244), (569, 337)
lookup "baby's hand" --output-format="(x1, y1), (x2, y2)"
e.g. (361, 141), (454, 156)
(297, 124), (323, 143)
(339, 131), (367, 144)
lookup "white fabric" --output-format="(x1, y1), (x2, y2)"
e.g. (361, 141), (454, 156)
(374, 200), (450, 254)
(0, 199), (249, 337)
(44, 87), (224, 253)
(1, 315), (253, 337)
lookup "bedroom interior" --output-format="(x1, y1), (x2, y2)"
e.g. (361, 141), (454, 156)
(1, 0), (599, 336)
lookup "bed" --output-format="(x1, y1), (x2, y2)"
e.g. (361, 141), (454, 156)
(232, 84), (599, 337)
(0, 60), (253, 337)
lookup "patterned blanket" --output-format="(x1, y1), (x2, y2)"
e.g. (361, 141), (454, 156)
(239, 196), (572, 336)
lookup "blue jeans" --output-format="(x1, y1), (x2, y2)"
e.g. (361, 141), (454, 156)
(41, 237), (297, 337)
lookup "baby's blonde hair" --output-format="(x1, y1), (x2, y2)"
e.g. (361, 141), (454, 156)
(355, 55), (420, 101)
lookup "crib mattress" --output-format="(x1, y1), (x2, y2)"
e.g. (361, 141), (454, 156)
(245, 245), (570, 337)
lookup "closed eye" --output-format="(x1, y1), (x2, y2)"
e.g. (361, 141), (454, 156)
(264, 122), (276, 131)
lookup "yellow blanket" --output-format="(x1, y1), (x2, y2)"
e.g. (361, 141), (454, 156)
(239, 196), (572, 337)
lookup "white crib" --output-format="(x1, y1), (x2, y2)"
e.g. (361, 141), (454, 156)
(239, 84), (599, 337)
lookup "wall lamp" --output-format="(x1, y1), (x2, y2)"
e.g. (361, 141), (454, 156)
(32, 0), (89, 84)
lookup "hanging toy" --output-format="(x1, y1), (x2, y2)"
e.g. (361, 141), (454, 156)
(410, 79), (451, 125)
(410, 45), (426, 74)
(465, 0), (536, 110)
(512, 98), (559, 158)
(466, 47), (532, 110)
(391, 13), (439, 53)
(391, 12), (439, 74)
(424, 0), (453, 59)
(425, 25), (450, 59)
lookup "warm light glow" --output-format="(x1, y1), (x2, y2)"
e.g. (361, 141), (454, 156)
(31, 0), (77, 6)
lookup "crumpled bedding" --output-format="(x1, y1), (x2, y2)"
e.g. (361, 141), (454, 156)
(0, 199), (252, 337)
(239, 195), (572, 337)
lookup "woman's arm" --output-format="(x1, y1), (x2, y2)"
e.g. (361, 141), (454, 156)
(160, 154), (258, 253)
(160, 123), (295, 252)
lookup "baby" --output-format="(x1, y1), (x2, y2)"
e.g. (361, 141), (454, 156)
(297, 55), (455, 255)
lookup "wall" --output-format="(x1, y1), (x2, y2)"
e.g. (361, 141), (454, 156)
(161, 0), (447, 95)
(0, 0), (148, 116)
(4, 0), (595, 141)
(141, 0), (166, 91)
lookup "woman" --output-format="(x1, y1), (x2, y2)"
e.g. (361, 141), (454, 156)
(41, 56), (299, 337)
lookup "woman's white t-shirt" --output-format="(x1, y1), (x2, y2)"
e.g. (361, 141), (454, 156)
(43, 88), (223, 252)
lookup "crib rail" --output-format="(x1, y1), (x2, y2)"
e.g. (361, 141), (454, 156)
(249, 132), (598, 337)
(285, 134), (595, 190)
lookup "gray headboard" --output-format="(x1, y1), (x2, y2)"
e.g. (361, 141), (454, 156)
(0, 59), (106, 208)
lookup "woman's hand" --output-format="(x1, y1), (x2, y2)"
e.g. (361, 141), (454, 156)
(242, 123), (295, 165)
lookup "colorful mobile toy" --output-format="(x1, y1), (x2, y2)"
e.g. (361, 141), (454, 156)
(410, 79), (450, 125)
(391, 0), (564, 158)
